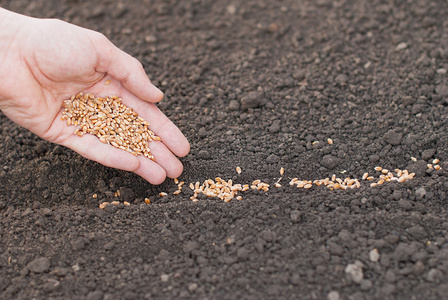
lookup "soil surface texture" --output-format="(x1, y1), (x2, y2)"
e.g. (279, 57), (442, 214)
(1, 0), (448, 299)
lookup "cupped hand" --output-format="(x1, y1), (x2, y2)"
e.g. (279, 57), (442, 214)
(0, 9), (190, 184)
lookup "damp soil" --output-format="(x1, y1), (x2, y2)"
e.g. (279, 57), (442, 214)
(1, 0), (448, 299)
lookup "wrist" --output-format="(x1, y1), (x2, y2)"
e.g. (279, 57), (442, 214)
(0, 8), (19, 32)
(0, 8), (24, 103)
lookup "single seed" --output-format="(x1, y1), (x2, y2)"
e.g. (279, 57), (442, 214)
(99, 202), (109, 209)
(370, 183), (378, 187)
(434, 165), (441, 170)
(236, 166), (242, 174)
(374, 166), (382, 172)
(381, 169), (388, 174)
(173, 190), (181, 195)
(159, 192), (167, 197)
(362, 173), (368, 180)
(296, 182), (305, 188)
(280, 167), (285, 175)
(411, 157), (417, 162)
(104, 79), (111, 85)
(304, 184), (312, 189)
(327, 138), (333, 145)
(144, 198), (151, 204)
(174, 178), (179, 184)
(433, 159), (440, 164)
(123, 201), (130, 206)
(111, 201), (120, 205)
(427, 164), (433, 169)
(236, 196), (242, 200)
(92, 194), (98, 199)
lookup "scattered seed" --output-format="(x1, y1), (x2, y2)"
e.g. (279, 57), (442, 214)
(236, 166), (242, 174)
(99, 202), (109, 209)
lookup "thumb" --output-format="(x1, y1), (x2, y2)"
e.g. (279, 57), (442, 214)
(91, 32), (164, 103)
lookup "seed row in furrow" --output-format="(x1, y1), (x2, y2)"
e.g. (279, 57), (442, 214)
(98, 159), (441, 208)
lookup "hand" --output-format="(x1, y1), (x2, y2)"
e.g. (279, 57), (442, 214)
(0, 8), (190, 184)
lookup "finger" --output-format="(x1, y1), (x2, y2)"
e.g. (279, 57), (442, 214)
(134, 157), (167, 185)
(62, 133), (140, 172)
(91, 32), (164, 103)
(63, 133), (170, 185)
(145, 140), (184, 179)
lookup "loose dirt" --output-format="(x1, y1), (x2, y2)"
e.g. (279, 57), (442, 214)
(1, 0), (448, 299)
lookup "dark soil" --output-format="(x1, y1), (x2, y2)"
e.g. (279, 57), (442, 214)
(1, 0), (448, 299)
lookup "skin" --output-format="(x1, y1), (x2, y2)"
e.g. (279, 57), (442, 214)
(0, 8), (190, 184)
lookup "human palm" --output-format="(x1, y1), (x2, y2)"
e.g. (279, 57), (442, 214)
(0, 11), (189, 184)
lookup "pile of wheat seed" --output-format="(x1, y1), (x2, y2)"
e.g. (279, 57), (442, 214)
(61, 92), (160, 160)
